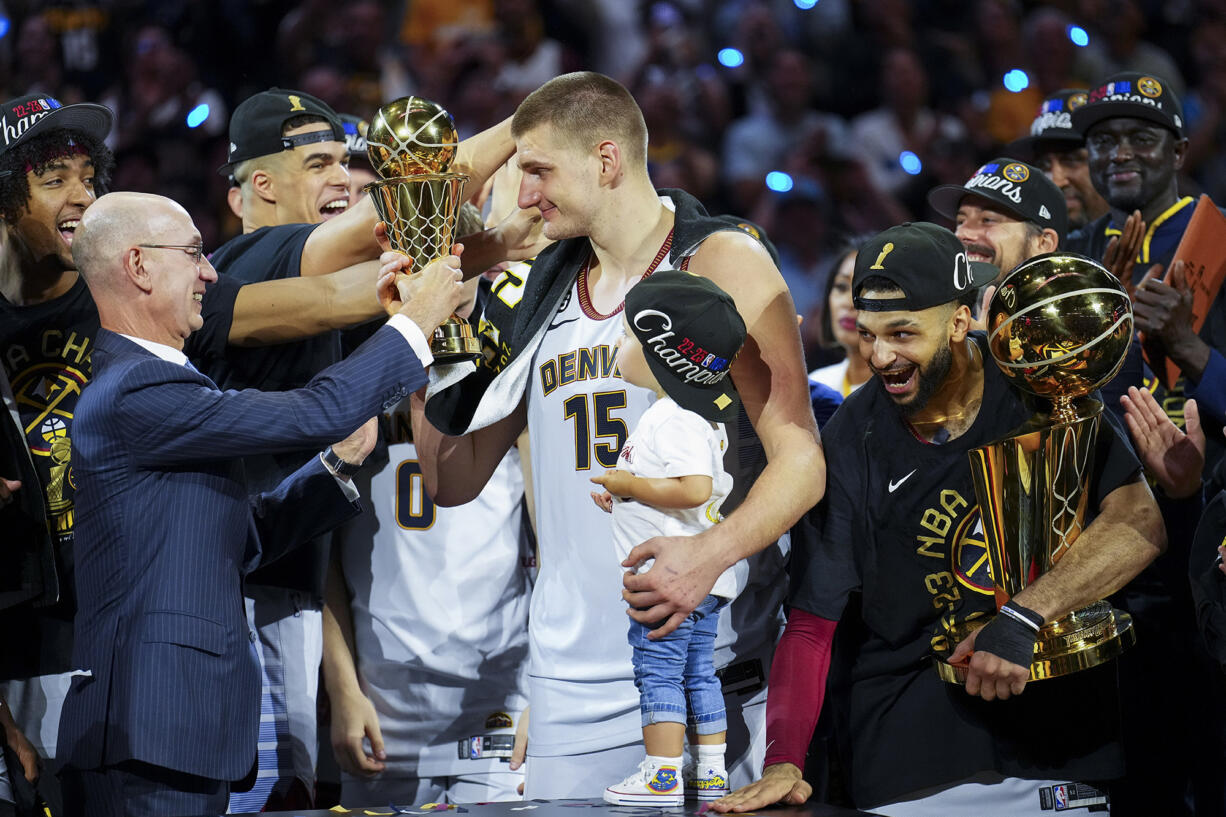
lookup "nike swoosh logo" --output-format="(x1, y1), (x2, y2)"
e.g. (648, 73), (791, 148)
(547, 317), (580, 330)
(888, 470), (916, 493)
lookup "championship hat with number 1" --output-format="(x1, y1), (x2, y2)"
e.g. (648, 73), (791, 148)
(853, 222), (997, 312)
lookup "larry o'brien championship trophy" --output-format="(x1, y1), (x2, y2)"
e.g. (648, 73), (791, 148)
(936, 252), (1136, 683)
(365, 96), (481, 363)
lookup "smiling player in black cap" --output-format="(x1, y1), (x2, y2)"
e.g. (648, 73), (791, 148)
(716, 222), (1164, 816)
(928, 158), (1067, 286)
(1007, 90), (1109, 232)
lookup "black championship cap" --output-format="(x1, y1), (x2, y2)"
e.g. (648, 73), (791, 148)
(624, 270), (746, 423)
(853, 222), (997, 312)
(0, 94), (112, 156)
(220, 88), (345, 174)
(1070, 72), (1184, 138)
(928, 157), (1068, 241)
(1006, 88), (1089, 157)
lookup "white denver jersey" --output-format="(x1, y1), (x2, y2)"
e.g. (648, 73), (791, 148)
(526, 200), (787, 757)
(340, 398), (530, 778)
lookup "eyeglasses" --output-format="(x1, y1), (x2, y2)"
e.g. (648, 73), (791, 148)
(138, 243), (205, 265)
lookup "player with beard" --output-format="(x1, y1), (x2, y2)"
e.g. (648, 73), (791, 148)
(1007, 89), (1109, 233)
(927, 158), (1065, 285)
(716, 222), (1163, 816)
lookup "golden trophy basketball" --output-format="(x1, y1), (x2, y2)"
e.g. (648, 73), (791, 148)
(365, 96), (480, 363)
(936, 252), (1137, 683)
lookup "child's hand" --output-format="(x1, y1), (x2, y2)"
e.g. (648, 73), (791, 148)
(590, 490), (613, 513)
(591, 468), (634, 498)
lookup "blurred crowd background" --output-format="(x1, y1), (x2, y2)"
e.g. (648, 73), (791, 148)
(0, 0), (1220, 368)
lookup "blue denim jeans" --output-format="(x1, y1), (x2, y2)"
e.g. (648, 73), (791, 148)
(629, 594), (727, 734)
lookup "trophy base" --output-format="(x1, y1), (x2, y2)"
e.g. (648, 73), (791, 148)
(431, 315), (482, 365)
(935, 600), (1135, 684)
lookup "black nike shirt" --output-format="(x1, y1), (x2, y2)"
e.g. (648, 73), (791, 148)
(790, 332), (1143, 806)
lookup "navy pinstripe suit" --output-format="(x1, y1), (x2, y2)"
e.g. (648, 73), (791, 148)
(57, 324), (427, 794)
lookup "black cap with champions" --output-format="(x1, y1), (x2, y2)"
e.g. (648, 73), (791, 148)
(0, 94), (112, 156)
(1070, 72), (1185, 138)
(928, 158), (1068, 241)
(1007, 88), (1090, 157)
(853, 222), (997, 312)
(624, 270), (746, 423)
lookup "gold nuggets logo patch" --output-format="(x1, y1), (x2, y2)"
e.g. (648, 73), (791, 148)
(1138, 77), (1162, 98)
(484, 711), (513, 730)
(1068, 92), (1088, 110)
(952, 509), (994, 595)
(1003, 163), (1030, 183)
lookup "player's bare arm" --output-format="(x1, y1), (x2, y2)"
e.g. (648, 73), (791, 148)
(457, 204), (548, 278)
(950, 478), (1164, 698)
(622, 230), (825, 636)
(298, 118), (516, 278)
(410, 393), (528, 506)
(227, 260), (382, 346)
(321, 549), (386, 776)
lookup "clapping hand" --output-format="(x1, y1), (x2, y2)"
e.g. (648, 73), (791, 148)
(1102, 210), (1145, 293)
(1120, 386), (1204, 499)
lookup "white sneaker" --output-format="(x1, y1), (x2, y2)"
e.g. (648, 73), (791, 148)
(684, 762), (730, 801)
(604, 758), (684, 807)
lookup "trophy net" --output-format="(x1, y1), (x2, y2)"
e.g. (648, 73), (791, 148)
(366, 173), (469, 271)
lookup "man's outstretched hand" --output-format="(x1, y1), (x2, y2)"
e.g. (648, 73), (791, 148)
(712, 763), (811, 813)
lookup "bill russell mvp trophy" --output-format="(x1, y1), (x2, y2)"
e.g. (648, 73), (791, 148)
(365, 96), (481, 363)
(936, 252), (1136, 683)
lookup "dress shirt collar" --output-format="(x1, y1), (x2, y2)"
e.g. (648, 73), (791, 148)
(118, 333), (190, 367)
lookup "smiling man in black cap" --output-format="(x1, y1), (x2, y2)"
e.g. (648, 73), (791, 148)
(1068, 71), (1226, 817)
(1069, 72), (1192, 274)
(716, 222), (1163, 816)
(927, 158), (1066, 285)
(1007, 89), (1109, 232)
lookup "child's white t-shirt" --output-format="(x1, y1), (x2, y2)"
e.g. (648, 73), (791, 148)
(610, 396), (746, 601)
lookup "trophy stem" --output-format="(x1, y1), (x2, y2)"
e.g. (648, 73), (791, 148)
(938, 402), (1134, 683)
(432, 314), (482, 364)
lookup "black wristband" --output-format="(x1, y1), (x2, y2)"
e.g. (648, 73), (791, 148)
(974, 602), (1043, 668)
(321, 446), (362, 478)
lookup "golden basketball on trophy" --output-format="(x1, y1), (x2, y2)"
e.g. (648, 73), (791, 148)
(936, 252), (1137, 683)
(364, 96), (481, 364)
